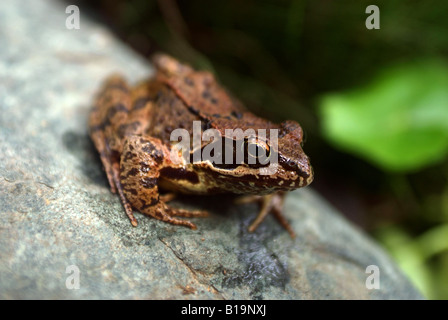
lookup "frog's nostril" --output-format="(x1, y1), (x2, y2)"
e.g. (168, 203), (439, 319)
(293, 156), (311, 178)
(278, 155), (298, 171)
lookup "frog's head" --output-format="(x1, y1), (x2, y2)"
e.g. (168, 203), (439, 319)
(196, 120), (313, 194)
(274, 120), (313, 188)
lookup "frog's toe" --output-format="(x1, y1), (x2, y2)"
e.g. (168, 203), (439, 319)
(244, 192), (296, 238)
(165, 205), (209, 218)
(271, 206), (295, 238)
(164, 216), (198, 230)
(145, 203), (199, 230)
(144, 202), (208, 230)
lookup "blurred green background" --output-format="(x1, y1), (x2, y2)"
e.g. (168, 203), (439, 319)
(77, 0), (448, 299)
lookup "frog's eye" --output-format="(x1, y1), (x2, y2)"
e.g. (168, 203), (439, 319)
(244, 139), (271, 165)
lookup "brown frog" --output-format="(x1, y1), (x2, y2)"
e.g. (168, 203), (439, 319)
(89, 54), (313, 237)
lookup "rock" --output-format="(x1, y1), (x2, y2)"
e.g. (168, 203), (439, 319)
(0, 0), (422, 299)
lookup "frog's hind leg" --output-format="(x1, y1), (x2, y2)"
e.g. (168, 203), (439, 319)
(235, 192), (295, 238)
(89, 75), (133, 194)
(110, 160), (138, 227)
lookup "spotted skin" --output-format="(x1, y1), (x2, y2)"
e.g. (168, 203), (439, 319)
(89, 54), (313, 235)
(119, 135), (207, 228)
(90, 78), (207, 229)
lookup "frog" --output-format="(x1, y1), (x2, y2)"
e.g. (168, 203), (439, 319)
(89, 54), (313, 237)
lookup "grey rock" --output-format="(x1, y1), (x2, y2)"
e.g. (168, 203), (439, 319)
(0, 0), (422, 299)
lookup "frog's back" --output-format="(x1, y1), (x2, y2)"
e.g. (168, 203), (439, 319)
(143, 83), (202, 144)
(151, 54), (280, 138)
(90, 54), (280, 153)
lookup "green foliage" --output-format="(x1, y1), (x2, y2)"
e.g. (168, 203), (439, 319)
(376, 223), (448, 299)
(319, 60), (448, 172)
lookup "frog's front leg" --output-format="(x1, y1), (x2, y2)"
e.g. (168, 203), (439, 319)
(235, 192), (295, 238)
(119, 135), (208, 229)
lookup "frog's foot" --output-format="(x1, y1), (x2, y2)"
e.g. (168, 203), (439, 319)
(235, 192), (295, 238)
(139, 202), (208, 230)
(117, 189), (208, 230)
(159, 193), (209, 222)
